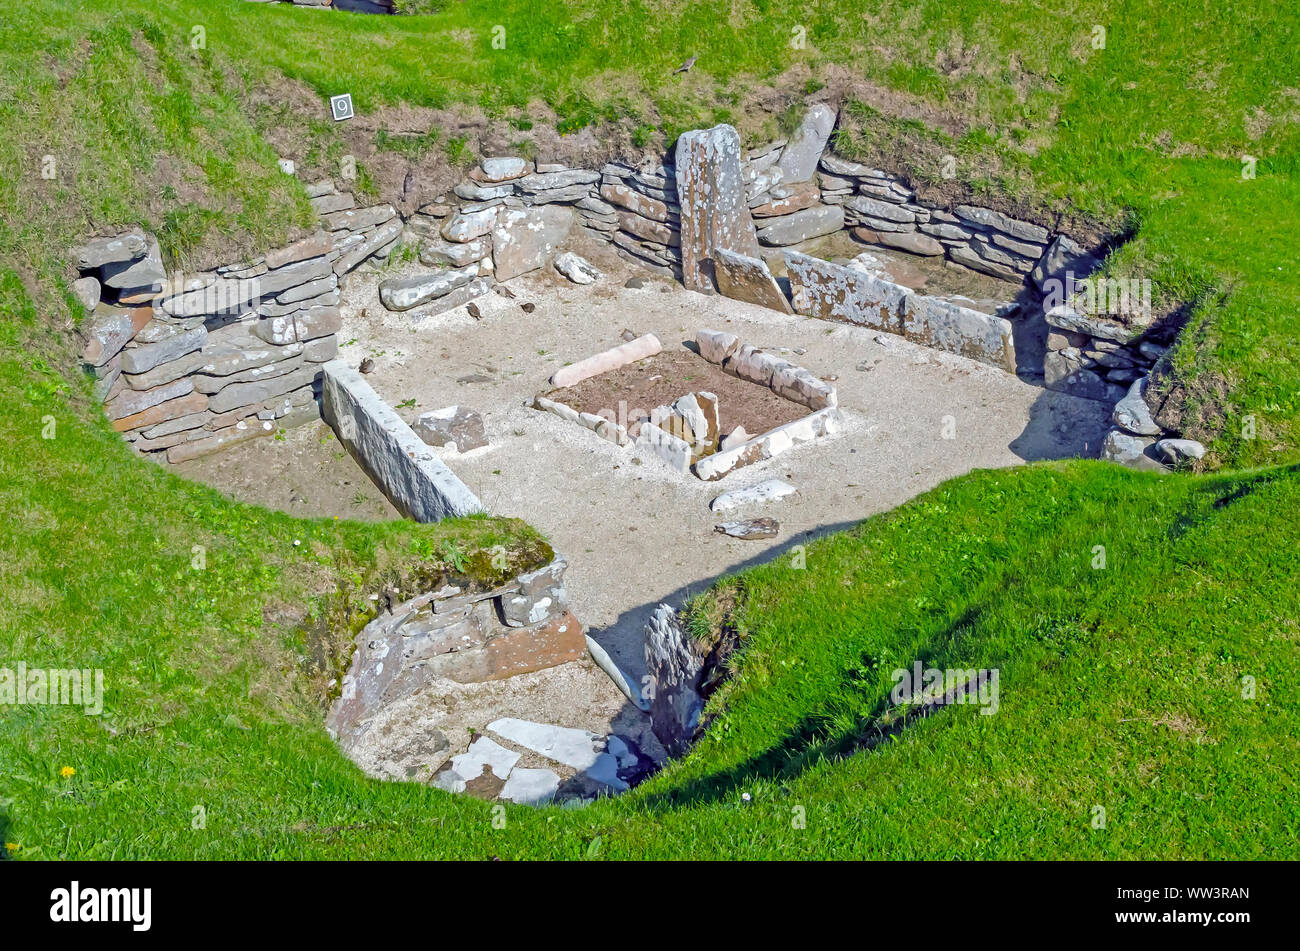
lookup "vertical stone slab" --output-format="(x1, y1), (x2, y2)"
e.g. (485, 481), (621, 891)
(321, 361), (484, 522)
(674, 124), (761, 292)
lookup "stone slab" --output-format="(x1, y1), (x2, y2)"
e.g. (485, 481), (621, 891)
(320, 361), (483, 522)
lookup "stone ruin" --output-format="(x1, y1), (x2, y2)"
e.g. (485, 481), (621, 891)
(72, 102), (1207, 802)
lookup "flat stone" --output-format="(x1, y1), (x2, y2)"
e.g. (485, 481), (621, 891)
(100, 236), (165, 290)
(600, 182), (672, 222)
(516, 168), (600, 193)
(674, 124), (761, 292)
(441, 207), (499, 243)
(499, 767), (561, 805)
(321, 361), (483, 521)
(81, 303), (151, 366)
(379, 268), (476, 311)
(264, 231), (333, 270)
(432, 736), (520, 795)
(479, 156), (529, 182)
(1044, 354), (1123, 402)
(712, 247), (793, 312)
(554, 251), (602, 285)
(1045, 305), (1131, 343)
(120, 324), (208, 375)
(857, 229), (944, 256)
(694, 407), (842, 481)
(77, 232), (146, 271)
(419, 236), (491, 268)
(111, 390), (208, 433)
(819, 154), (880, 177)
(715, 517), (780, 540)
(164, 417), (274, 462)
(755, 204), (844, 246)
(207, 364), (321, 414)
(491, 205), (573, 281)
(750, 181), (822, 218)
(954, 205), (1049, 243)
(454, 180), (513, 202)
(333, 220), (403, 276)
(487, 718), (605, 771)
(710, 478), (798, 513)
(320, 204), (397, 233)
(643, 605), (705, 757)
(106, 376), (194, 422)
(777, 103), (836, 183)
(413, 405), (488, 452)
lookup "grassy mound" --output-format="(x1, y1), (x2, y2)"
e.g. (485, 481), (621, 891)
(1, 0), (1296, 858)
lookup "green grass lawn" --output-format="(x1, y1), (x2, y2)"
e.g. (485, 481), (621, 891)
(1, 0), (1297, 859)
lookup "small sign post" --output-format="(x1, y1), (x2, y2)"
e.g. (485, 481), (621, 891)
(330, 93), (354, 122)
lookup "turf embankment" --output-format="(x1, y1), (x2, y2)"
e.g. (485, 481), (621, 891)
(0, 0), (1297, 858)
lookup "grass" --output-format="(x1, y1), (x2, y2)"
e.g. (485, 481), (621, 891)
(0, 0), (1297, 859)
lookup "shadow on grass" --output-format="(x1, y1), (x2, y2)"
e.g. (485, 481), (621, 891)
(632, 464), (1296, 812)
(634, 603), (990, 811)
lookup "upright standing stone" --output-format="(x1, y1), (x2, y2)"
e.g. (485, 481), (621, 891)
(777, 103), (836, 184)
(674, 125), (760, 292)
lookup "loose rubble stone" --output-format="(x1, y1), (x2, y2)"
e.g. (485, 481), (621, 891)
(379, 268), (477, 311)
(1101, 428), (1162, 469)
(554, 251), (602, 284)
(715, 517), (780, 540)
(413, 405), (488, 452)
(1155, 438), (1206, 465)
(709, 478), (798, 512)
(1112, 377), (1163, 436)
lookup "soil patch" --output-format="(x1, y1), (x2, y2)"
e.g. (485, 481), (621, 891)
(543, 346), (809, 439)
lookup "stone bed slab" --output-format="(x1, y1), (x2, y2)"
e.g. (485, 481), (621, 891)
(321, 360), (483, 522)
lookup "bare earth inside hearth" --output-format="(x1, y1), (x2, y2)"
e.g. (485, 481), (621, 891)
(541, 347), (807, 441)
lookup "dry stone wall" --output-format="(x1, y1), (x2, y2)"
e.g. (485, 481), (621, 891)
(79, 105), (1199, 470)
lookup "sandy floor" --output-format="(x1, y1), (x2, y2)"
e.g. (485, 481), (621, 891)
(179, 236), (1112, 691)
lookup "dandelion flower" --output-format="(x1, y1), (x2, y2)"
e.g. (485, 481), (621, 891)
(60, 766), (75, 778)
